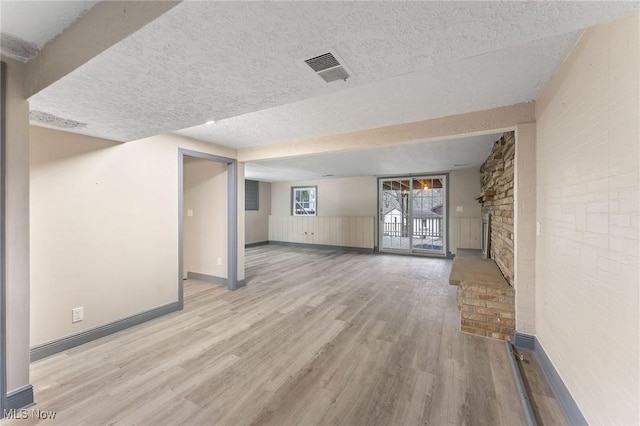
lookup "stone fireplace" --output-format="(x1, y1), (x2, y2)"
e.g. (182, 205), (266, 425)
(448, 131), (517, 342)
(481, 212), (490, 259)
(478, 132), (515, 285)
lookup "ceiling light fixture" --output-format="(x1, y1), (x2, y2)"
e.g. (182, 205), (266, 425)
(205, 120), (215, 125)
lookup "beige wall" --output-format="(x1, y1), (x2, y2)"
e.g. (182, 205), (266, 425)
(535, 15), (639, 425)
(184, 157), (228, 279)
(271, 176), (377, 217)
(30, 126), (239, 346)
(3, 57), (31, 393)
(514, 123), (536, 335)
(245, 181), (271, 244)
(449, 167), (483, 254)
(271, 172), (481, 254)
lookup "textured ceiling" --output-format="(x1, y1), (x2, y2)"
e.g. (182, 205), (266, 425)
(176, 31), (576, 148)
(0, 0), (99, 61)
(245, 133), (501, 182)
(25, 1), (639, 146)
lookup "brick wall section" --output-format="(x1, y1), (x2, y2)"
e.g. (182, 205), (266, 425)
(480, 132), (515, 285)
(458, 281), (515, 341)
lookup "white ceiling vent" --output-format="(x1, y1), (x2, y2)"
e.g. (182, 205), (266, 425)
(305, 52), (350, 83)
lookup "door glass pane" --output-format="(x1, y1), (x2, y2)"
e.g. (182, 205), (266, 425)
(381, 179), (410, 250)
(411, 178), (444, 252)
(380, 176), (446, 254)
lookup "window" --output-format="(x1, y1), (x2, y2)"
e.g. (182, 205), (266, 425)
(245, 180), (259, 211)
(291, 186), (317, 216)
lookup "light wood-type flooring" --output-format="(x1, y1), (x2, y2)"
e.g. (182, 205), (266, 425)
(8, 245), (529, 425)
(517, 351), (568, 426)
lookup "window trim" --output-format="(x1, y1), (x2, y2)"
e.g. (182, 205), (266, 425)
(291, 186), (317, 216)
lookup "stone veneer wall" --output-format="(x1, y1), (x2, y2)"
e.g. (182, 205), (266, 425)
(480, 132), (515, 285)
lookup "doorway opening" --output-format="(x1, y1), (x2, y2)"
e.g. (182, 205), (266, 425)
(178, 149), (240, 309)
(379, 175), (448, 256)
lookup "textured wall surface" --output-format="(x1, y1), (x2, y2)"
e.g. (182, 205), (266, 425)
(480, 132), (515, 285)
(535, 15), (639, 425)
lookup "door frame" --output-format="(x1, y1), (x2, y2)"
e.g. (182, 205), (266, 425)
(178, 148), (241, 309)
(377, 173), (451, 257)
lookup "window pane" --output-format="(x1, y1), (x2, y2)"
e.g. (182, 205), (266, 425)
(292, 186), (317, 216)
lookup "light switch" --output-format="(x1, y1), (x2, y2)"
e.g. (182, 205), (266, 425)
(456, 206), (464, 213)
(187, 209), (193, 217)
(536, 221), (541, 236)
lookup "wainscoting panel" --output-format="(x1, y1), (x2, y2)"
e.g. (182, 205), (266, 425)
(269, 216), (375, 249)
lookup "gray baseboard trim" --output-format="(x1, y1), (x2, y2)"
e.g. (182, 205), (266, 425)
(245, 241), (269, 248)
(186, 272), (245, 291)
(533, 339), (588, 426)
(505, 343), (536, 426)
(268, 240), (375, 253)
(187, 271), (227, 286)
(514, 332), (536, 351)
(30, 302), (180, 362)
(6, 385), (34, 410)
(513, 333), (587, 426)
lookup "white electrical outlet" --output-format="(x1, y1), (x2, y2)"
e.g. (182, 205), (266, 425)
(456, 206), (464, 213)
(72, 307), (84, 323)
(217, 257), (222, 266)
(187, 209), (193, 217)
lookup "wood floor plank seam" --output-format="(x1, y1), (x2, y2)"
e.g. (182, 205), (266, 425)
(7, 246), (534, 426)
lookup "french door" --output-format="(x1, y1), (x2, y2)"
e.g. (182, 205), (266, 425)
(379, 175), (447, 255)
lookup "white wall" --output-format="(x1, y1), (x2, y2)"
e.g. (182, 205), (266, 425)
(184, 157), (228, 279)
(30, 126), (239, 346)
(3, 57), (31, 394)
(449, 167), (483, 254)
(245, 181), (271, 244)
(535, 15), (639, 425)
(271, 176), (377, 217)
